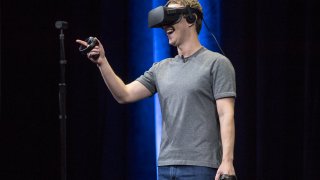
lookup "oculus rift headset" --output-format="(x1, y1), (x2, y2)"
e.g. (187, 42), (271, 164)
(148, 5), (203, 28)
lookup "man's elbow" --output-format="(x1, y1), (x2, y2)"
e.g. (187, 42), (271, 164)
(117, 100), (130, 104)
(116, 97), (128, 104)
(115, 95), (132, 104)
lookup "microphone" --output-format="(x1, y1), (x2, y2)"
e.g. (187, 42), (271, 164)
(55, 21), (68, 30)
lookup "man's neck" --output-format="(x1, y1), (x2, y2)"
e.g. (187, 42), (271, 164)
(177, 37), (202, 58)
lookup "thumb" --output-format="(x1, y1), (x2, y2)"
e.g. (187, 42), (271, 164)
(94, 37), (101, 44)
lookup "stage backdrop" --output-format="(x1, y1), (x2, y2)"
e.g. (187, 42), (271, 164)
(1, 0), (319, 179)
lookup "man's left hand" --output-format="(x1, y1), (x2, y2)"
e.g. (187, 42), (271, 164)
(214, 160), (236, 180)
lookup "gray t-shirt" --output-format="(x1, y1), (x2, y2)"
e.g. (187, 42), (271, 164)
(136, 47), (236, 168)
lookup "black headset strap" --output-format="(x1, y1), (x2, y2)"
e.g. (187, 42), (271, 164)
(188, 6), (203, 20)
(165, 6), (203, 20)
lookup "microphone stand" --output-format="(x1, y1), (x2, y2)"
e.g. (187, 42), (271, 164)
(55, 21), (68, 180)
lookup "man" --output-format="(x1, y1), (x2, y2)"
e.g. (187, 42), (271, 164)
(76, 0), (236, 179)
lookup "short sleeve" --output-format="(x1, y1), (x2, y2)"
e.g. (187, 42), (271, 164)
(211, 56), (236, 100)
(136, 62), (158, 95)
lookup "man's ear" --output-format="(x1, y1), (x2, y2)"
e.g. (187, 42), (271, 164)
(188, 14), (197, 27)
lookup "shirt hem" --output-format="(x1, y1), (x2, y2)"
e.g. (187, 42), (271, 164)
(215, 92), (236, 100)
(136, 78), (155, 94)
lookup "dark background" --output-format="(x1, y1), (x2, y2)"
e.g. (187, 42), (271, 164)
(1, 0), (319, 179)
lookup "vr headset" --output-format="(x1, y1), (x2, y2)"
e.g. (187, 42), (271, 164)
(148, 5), (203, 28)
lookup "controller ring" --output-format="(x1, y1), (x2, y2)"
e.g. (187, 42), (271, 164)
(79, 37), (98, 54)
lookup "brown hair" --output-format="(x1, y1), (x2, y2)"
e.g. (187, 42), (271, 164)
(167, 0), (203, 34)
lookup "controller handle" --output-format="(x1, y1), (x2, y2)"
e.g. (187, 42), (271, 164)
(219, 174), (237, 180)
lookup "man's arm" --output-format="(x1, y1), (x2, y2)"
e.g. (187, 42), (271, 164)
(215, 97), (236, 180)
(76, 38), (151, 104)
(97, 60), (151, 103)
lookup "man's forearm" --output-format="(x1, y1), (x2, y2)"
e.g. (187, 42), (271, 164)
(97, 58), (129, 103)
(219, 114), (235, 162)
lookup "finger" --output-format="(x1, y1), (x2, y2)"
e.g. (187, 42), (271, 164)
(94, 37), (101, 44)
(92, 47), (100, 51)
(89, 54), (99, 60)
(92, 46), (100, 51)
(215, 173), (222, 180)
(215, 174), (219, 180)
(215, 170), (222, 180)
(88, 54), (94, 59)
(88, 52), (99, 58)
(75, 39), (88, 46)
(89, 50), (100, 54)
(87, 52), (95, 58)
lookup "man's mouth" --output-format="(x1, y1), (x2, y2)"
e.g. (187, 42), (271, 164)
(165, 26), (175, 35)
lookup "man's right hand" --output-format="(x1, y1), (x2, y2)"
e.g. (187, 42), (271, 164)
(76, 38), (106, 66)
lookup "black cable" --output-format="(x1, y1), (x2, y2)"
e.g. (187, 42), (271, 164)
(202, 18), (226, 56)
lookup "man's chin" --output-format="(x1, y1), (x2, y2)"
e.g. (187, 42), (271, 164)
(168, 40), (177, 47)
